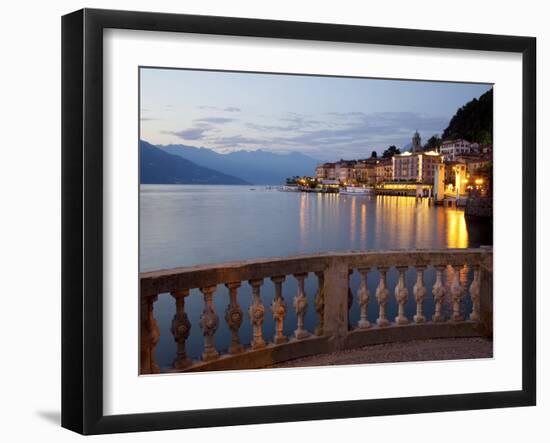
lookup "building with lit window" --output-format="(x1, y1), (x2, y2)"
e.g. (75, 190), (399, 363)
(315, 162), (337, 180)
(439, 139), (477, 161)
(374, 158), (393, 183)
(352, 159), (377, 184)
(333, 160), (357, 183)
(455, 153), (492, 177)
(392, 151), (442, 183)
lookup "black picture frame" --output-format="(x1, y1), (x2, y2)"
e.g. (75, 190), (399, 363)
(61, 8), (536, 435)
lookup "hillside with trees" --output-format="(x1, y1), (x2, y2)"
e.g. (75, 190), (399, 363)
(442, 88), (493, 144)
(423, 135), (442, 151)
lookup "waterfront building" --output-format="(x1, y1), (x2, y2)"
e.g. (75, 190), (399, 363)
(377, 181), (433, 197)
(315, 162), (337, 180)
(335, 160), (357, 184)
(444, 160), (457, 184)
(315, 164), (325, 179)
(455, 153), (492, 177)
(440, 139), (473, 161)
(453, 163), (468, 196)
(392, 151), (441, 183)
(374, 158), (393, 183)
(352, 159), (377, 184)
(317, 157), (394, 185)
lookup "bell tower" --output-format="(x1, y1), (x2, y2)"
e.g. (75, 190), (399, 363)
(411, 130), (422, 153)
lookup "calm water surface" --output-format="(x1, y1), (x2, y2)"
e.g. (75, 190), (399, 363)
(140, 185), (492, 368)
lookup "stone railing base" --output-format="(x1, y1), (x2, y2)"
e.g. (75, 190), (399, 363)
(160, 321), (486, 373)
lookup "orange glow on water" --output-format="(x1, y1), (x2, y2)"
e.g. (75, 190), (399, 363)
(445, 208), (469, 248)
(298, 193), (470, 252)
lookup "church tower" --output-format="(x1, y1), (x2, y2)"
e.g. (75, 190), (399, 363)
(411, 130), (422, 153)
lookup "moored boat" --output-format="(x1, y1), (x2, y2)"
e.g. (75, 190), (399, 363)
(339, 186), (375, 195)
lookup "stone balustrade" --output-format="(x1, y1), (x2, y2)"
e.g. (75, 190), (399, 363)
(140, 248), (493, 374)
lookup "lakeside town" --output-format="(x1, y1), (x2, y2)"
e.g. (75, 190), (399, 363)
(283, 131), (493, 218)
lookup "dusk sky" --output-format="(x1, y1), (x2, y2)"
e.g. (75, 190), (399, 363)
(140, 68), (492, 161)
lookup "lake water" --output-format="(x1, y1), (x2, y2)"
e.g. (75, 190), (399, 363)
(140, 185), (493, 369)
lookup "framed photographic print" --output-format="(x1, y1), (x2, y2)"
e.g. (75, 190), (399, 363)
(61, 8), (536, 435)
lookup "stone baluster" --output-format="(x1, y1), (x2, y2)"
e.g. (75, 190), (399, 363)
(376, 267), (390, 327)
(313, 271), (325, 336)
(225, 282), (244, 354)
(357, 268), (371, 329)
(140, 294), (160, 374)
(432, 266), (446, 322)
(450, 265), (465, 321)
(248, 279), (266, 349)
(413, 267), (427, 323)
(394, 267), (409, 325)
(199, 286), (219, 361)
(293, 273), (310, 339)
(469, 265), (481, 321)
(270, 276), (288, 344)
(170, 289), (192, 369)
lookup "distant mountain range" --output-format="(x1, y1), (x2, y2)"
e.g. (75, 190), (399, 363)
(158, 143), (320, 185)
(140, 140), (249, 185)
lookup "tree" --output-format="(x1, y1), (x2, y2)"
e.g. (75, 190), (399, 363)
(442, 88), (493, 143)
(423, 135), (441, 151)
(286, 176), (299, 185)
(382, 145), (400, 158)
(370, 151), (378, 158)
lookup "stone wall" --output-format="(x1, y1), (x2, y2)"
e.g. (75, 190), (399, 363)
(465, 196), (493, 219)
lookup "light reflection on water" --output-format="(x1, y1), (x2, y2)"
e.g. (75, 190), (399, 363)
(140, 185), (492, 368)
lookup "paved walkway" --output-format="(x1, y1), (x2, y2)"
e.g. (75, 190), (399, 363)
(267, 337), (492, 368)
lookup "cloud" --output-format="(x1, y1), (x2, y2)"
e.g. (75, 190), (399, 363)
(161, 110), (447, 159)
(164, 127), (212, 140)
(242, 111), (446, 158)
(209, 134), (266, 147)
(245, 122), (297, 132)
(198, 105), (241, 113)
(245, 113), (329, 133)
(164, 115), (235, 141)
(195, 117), (235, 124)
(280, 113), (326, 129)
(326, 111), (365, 117)
(273, 112), (446, 148)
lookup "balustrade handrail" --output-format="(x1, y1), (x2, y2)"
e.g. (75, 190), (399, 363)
(140, 247), (492, 296)
(140, 247), (493, 374)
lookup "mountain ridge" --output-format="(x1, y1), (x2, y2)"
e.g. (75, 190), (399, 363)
(157, 142), (320, 185)
(140, 140), (250, 185)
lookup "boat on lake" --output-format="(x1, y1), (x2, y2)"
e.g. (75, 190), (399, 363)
(339, 186), (375, 196)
